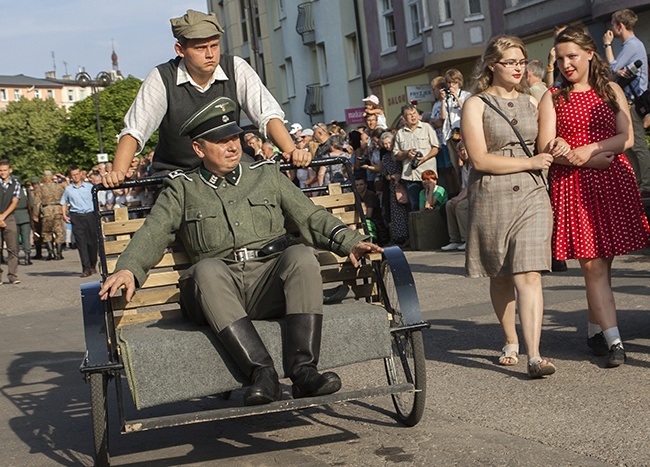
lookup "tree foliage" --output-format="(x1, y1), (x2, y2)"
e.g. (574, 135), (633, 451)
(59, 76), (158, 169)
(0, 76), (159, 180)
(0, 98), (67, 180)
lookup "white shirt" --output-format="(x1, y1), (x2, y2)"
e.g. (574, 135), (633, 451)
(118, 56), (285, 154)
(442, 89), (471, 142)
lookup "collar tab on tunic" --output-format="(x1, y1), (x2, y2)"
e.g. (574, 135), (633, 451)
(199, 164), (241, 188)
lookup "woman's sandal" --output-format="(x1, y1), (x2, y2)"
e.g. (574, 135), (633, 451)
(527, 357), (556, 379)
(498, 343), (519, 366)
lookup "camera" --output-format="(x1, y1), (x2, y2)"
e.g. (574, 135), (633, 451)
(410, 151), (424, 169)
(616, 59), (643, 89)
(443, 87), (451, 94)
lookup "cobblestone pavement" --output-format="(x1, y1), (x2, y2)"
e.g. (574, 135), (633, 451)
(0, 247), (648, 466)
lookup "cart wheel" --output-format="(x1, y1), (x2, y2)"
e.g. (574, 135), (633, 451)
(380, 260), (426, 426)
(89, 372), (110, 467)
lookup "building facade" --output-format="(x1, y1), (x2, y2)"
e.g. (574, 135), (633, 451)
(0, 75), (63, 112)
(207, 0), (368, 129)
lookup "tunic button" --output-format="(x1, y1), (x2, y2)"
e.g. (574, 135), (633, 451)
(513, 185), (520, 192)
(229, 200), (235, 205)
(234, 221), (240, 227)
(222, 183), (227, 188)
(511, 118), (518, 125)
(197, 212), (203, 219)
(507, 102), (514, 107)
(264, 199), (269, 204)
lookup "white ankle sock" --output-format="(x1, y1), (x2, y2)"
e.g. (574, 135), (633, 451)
(587, 322), (602, 338)
(602, 327), (623, 348)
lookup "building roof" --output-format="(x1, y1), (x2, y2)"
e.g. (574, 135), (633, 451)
(0, 74), (63, 88)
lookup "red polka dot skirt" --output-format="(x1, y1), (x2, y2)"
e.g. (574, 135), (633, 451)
(549, 88), (650, 260)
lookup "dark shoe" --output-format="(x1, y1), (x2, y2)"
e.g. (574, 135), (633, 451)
(25, 255), (33, 265)
(217, 317), (281, 406)
(55, 243), (64, 260)
(587, 332), (609, 356)
(551, 259), (568, 272)
(607, 343), (626, 368)
(33, 251), (43, 260)
(285, 314), (342, 399)
(79, 270), (92, 278)
(90, 267), (97, 275)
(45, 241), (55, 261)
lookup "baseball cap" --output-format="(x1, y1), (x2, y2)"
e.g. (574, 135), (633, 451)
(362, 94), (380, 106)
(301, 128), (314, 137)
(289, 123), (303, 135)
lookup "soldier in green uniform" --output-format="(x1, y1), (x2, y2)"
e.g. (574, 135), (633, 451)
(100, 97), (383, 406)
(36, 170), (65, 260)
(29, 177), (44, 260)
(13, 178), (33, 265)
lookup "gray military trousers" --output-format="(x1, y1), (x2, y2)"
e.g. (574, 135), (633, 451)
(178, 244), (323, 332)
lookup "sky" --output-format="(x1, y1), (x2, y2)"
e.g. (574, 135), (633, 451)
(1, 0), (208, 80)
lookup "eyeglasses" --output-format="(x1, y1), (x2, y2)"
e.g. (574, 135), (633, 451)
(496, 60), (528, 68)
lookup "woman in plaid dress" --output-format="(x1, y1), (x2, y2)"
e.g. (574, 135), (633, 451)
(462, 36), (556, 378)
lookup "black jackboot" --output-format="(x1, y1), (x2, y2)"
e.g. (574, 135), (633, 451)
(285, 314), (341, 399)
(217, 317), (282, 406)
(45, 241), (55, 261)
(55, 243), (64, 260)
(33, 243), (43, 260)
(25, 254), (33, 265)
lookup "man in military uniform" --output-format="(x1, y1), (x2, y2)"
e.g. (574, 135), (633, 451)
(0, 159), (20, 284)
(13, 178), (33, 265)
(100, 97), (382, 406)
(36, 170), (65, 260)
(29, 177), (44, 260)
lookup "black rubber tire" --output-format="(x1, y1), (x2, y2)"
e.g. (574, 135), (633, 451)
(380, 260), (427, 426)
(89, 372), (110, 466)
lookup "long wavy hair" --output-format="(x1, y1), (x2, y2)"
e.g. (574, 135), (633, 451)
(552, 27), (619, 111)
(470, 35), (530, 95)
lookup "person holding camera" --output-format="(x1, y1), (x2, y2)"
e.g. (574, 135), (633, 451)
(393, 104), (440, 211)
(441, 69), (471, 194)
(603, 8), (650, 198)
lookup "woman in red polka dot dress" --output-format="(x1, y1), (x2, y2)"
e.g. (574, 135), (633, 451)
(539, 27), (650, 368)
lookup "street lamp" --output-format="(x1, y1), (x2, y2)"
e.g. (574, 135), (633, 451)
(75, 71), (112, 158)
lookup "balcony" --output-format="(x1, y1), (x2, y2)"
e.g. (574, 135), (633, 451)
(296, 2), (315, 44)
(304, 84), (323, 116)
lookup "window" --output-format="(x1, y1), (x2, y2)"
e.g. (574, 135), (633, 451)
(317, 42), (329, 85)
(345, 33), (361, 80)
(34, 89), (42, 99)
(468, 0), (481, 15)
(277, 0), (286, 20)
(68, 89), (74, 102)
(47, 89), (54, 99)
(438, 0), (452, 22)
(419, 0), (432, 30)
(285, 58), (295, 98)
(378, 0), (397, 51)
(0, 89), (6, 101)
(240, 0), (248, 43)
(405, 0), (422, 43)
(14, 89), (21, 100)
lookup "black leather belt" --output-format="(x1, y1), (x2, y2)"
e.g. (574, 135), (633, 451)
(232, 235), (297, 262)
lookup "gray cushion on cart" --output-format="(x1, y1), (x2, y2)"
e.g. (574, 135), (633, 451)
(117, 302), (391, 409)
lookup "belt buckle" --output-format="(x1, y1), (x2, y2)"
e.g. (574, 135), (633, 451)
(233, 247), (249, 262)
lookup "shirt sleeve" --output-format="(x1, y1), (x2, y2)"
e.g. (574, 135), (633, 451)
(118, 67), (168, 154)
(233, 56), (285, 139)
(60, 188), (68, 206)
(12, 180), (21, 199)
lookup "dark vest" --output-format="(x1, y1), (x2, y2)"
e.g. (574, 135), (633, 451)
(153, 55), (239, 173)
(0, 177), (18, 214)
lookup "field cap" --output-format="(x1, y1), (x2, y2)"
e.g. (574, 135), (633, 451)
(301, 128), (314, 137)
(171, 10), (224, 40)
(362, 94), (380, 106)
(179, 97), (242, 141)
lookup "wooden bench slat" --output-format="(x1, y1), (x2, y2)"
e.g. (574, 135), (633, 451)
(102, 218), (146, 236)
(106, 251), (191, 274)
(111, 288), (181, 311)
(311, 192), (356, 209)
(140, 270), (185, 289)
(115, 309), (183, 329)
